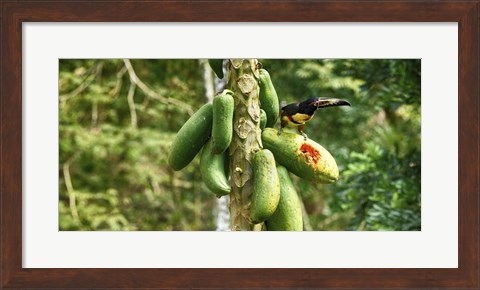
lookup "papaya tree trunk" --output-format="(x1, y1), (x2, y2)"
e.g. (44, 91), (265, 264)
(227, 59), (262, 231)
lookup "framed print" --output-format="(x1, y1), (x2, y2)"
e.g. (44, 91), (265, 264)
(1, 0), (478, 289)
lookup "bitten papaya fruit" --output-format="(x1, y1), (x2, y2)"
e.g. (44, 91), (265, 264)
(250, 149), (280, 224)
(261, 128), (338, 183)
(266, 166), (303, 231)
(167, 104), (213, 171)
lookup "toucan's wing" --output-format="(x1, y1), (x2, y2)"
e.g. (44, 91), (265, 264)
(281, 103), (300, 115)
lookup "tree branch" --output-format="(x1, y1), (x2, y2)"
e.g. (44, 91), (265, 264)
(63, 158), (80, 224)
(123, 59), (195, 115)
(127, 82), (138, 128)
(60, 61), (102, 103)
(110, 65), (128, 97)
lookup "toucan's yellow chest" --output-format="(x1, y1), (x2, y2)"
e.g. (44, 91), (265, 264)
(281, 113), (314, 127)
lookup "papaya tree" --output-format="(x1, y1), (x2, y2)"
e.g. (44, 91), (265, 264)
(168, 59), (340, 231)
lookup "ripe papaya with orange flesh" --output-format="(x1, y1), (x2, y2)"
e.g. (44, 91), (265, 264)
(261, 128), (338, 183)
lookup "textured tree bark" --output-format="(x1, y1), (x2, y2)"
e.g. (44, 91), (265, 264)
(227, 59), (262, 231)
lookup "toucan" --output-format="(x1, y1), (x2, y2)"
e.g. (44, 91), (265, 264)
(280, 97), (351, 139)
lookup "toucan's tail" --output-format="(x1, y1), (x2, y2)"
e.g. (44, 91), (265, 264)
(309, 97), (351, 108)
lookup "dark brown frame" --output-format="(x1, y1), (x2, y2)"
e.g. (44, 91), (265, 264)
(1, 0), (478, 289)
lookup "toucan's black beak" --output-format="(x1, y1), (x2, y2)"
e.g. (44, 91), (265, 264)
(312, 98), (351, 108)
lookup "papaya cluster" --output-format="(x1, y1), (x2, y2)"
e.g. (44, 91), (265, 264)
(168, 60), (339, 231)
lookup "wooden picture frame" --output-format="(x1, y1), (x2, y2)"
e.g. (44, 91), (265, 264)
(1, 0), (478, 288)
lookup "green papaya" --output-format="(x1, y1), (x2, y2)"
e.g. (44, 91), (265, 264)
(208, 59), (224, 79)
(259, 69), (279, 128)
(167, 104), (213, 171)
(200, 139), (231, 197)
(212, 91), (234, 154)
(250, 149), (280, 224)
(266, 166), (303, 231)
(261, 128), (338, 183)
(260, 109), (267, 130)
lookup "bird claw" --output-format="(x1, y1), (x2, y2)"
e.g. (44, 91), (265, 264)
(277, 126), (283, 136)
(301, 132), (308, 141)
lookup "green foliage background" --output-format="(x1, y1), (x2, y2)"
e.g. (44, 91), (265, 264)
(59, 59), (421, 231)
